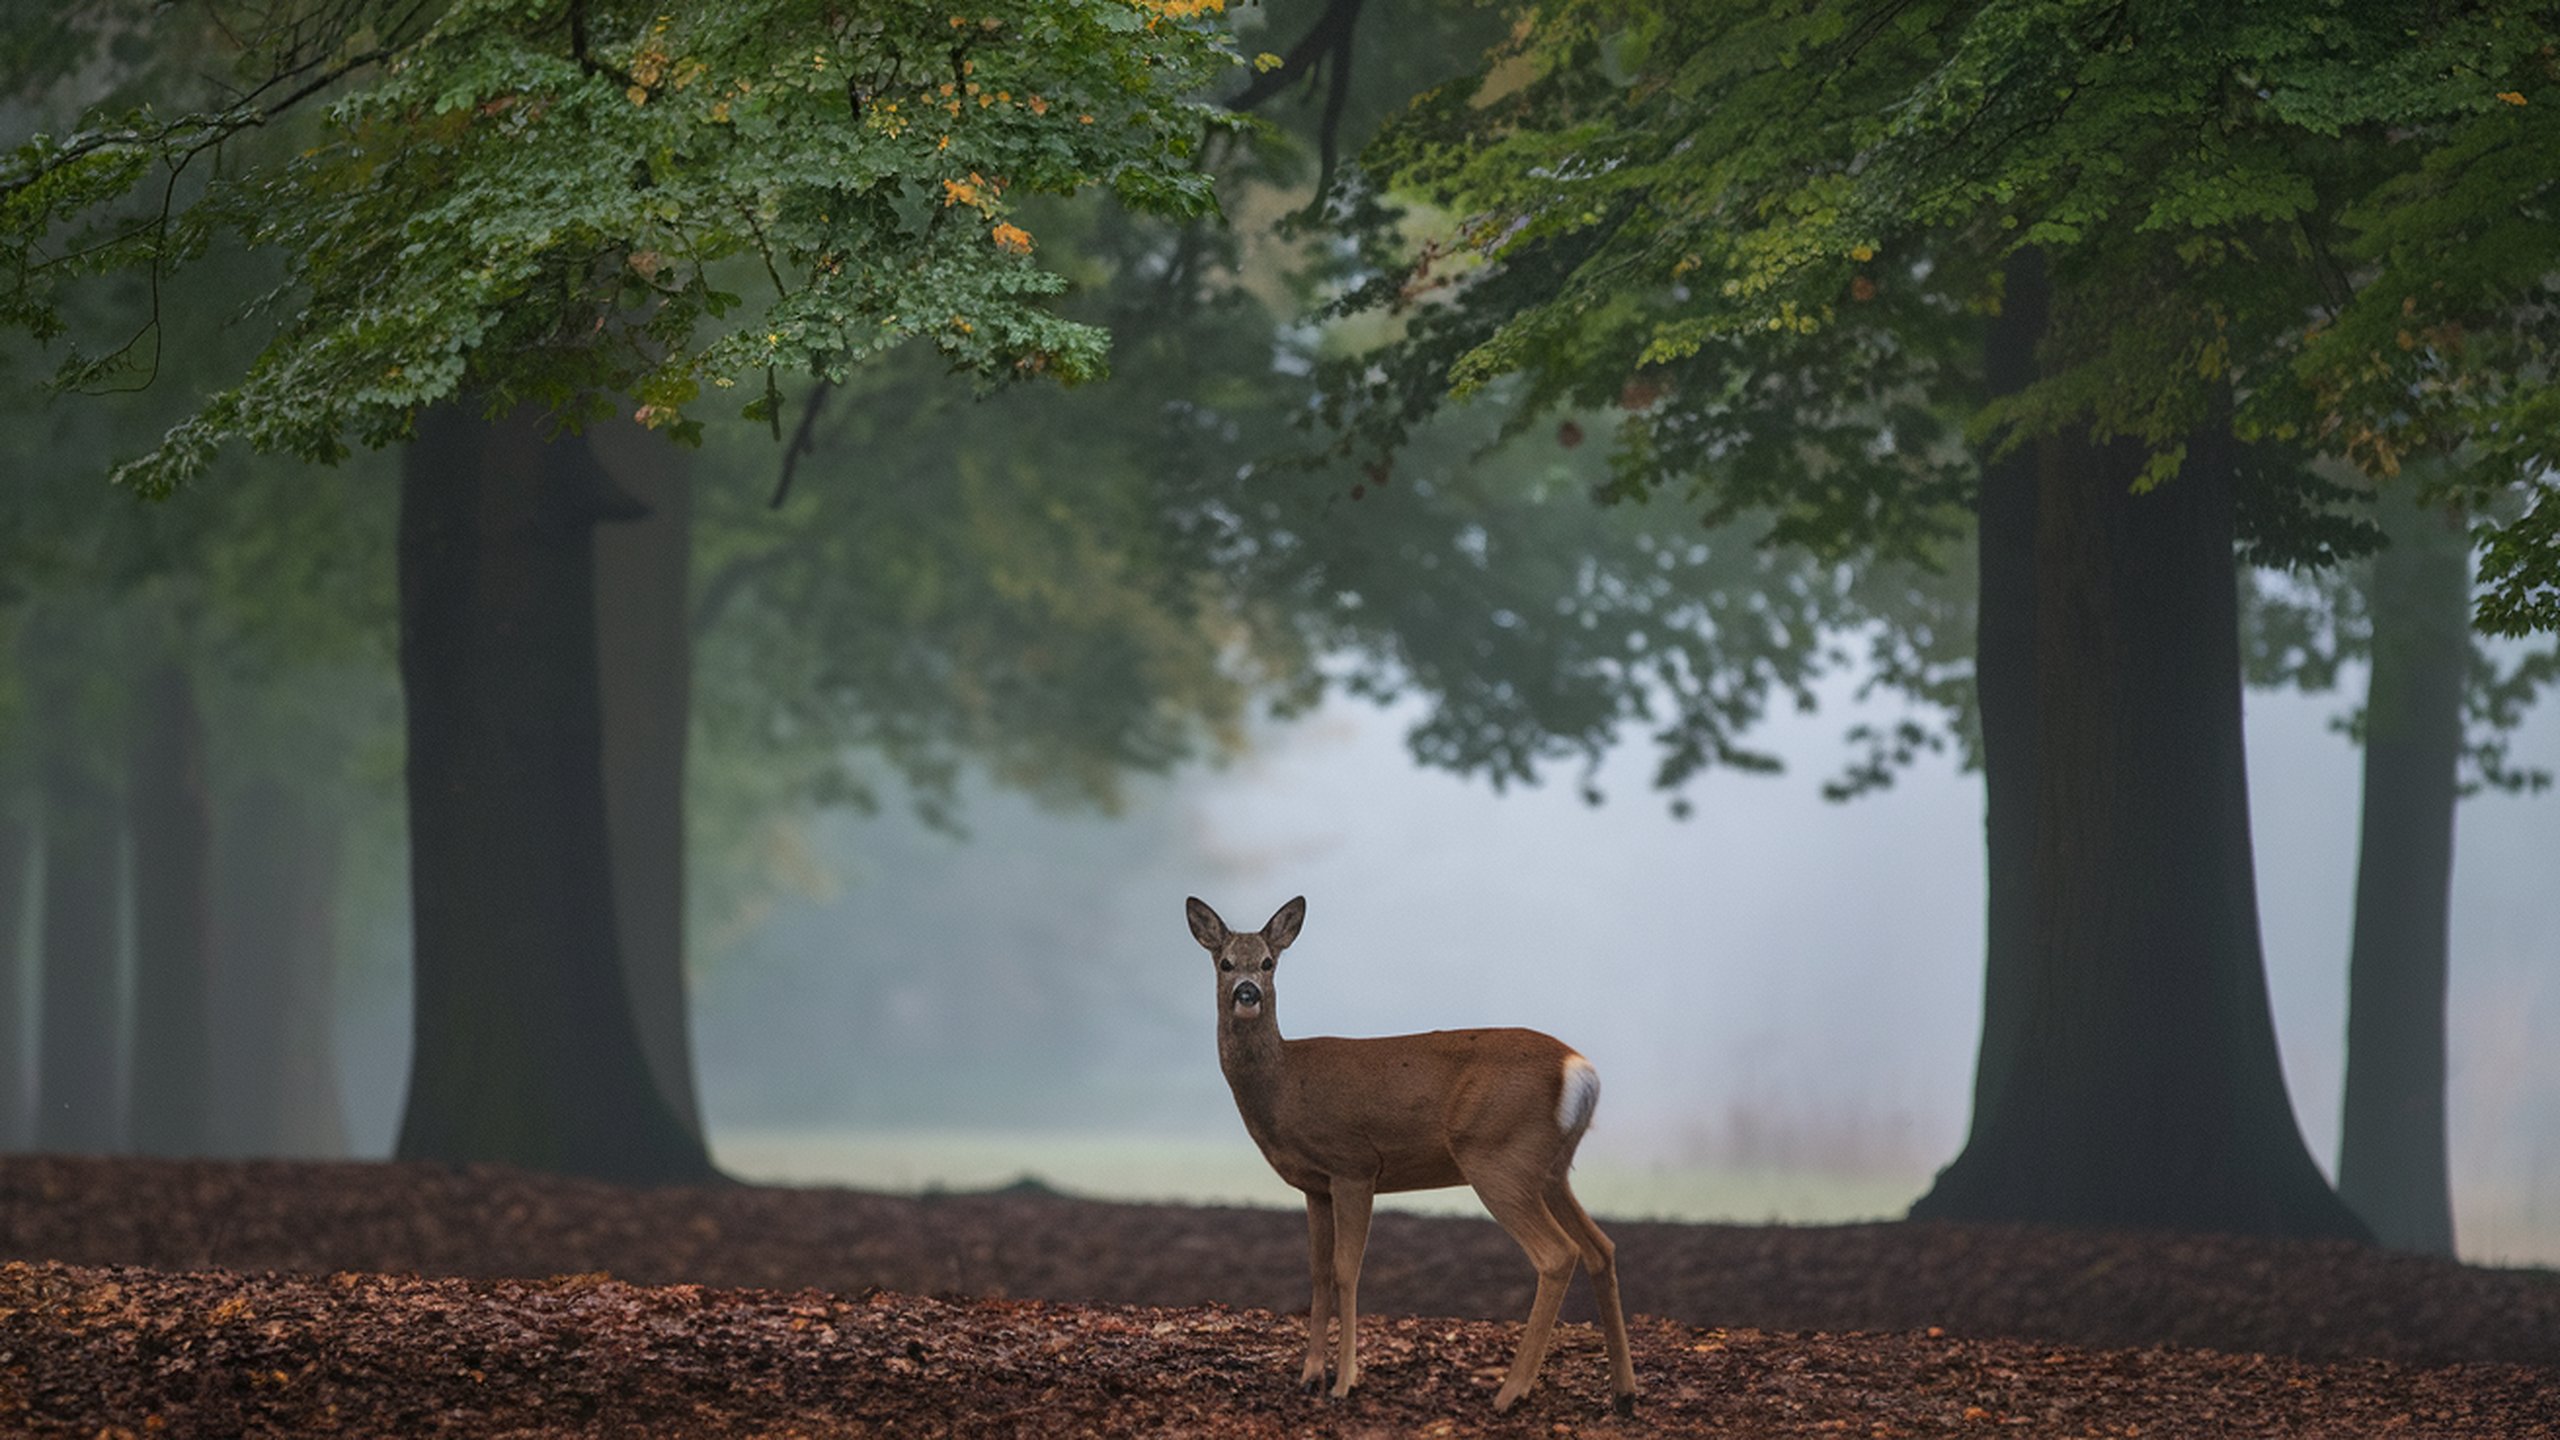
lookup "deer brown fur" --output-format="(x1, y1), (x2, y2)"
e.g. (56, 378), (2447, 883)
(1185, 894), (1637, 1415)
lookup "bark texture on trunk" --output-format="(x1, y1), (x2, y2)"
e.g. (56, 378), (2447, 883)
(1965, 252), (2045, 1139)
(0, 810), (33, 1148)
(392, 403), (714, 1182)
(209, 777), (349, 1158)
(1914, 405), (2369, 1240)
(588, 419), (705, 1144)
(127, 659), (216, 1156)
(2334, 491), (2468, 1255)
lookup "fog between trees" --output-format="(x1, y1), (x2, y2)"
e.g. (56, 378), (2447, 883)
(3, 0), (2557, 1268)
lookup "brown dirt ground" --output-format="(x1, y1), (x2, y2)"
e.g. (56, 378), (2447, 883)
(2, 1155), (2555, 1437)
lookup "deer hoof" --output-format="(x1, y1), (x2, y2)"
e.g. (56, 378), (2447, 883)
(1297, 1375), (1325, 1396)
(1612, 1392), (1637, 1418)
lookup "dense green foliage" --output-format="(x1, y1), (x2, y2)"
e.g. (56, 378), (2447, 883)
(1338, 0), (2559, 629)
(3, 0), (1241, 492)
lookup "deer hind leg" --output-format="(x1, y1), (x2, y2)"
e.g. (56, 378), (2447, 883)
(1469, 1165), (1583, 1413)
(1545, 1170), (1637, 1415)
(1327, 1179), (1375, 1398)
(1300, 1191), (1337, 1392)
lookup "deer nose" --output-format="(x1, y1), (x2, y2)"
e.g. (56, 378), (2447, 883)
(1231, 979), (1264, 1011)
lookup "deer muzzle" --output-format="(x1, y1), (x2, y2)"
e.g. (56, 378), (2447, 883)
(1229, 979), (1264, 1016)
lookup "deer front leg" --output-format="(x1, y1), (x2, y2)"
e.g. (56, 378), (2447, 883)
(1300, 1191), (1336, 1392)
(1327, 1178), (1375, 1399)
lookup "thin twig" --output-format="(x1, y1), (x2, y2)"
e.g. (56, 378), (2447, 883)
(768, 379), (837, 509)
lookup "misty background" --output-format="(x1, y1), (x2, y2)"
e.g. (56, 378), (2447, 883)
(296, 660), (2559, 1262)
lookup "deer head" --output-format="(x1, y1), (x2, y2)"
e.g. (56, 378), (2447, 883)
(1185, 894), (1303, 1024)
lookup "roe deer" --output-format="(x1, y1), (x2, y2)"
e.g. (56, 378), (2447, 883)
(1184, 894), (1636, 1416)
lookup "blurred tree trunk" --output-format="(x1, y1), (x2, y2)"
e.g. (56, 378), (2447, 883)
(1914, 392), (2368, 1240)
(33, 773), (119, 1154)
(2334, 491), (2468, 1255)
(589, 419), (706, 1145)
(127, 658), (215, 1155)
(0, 809), (32, 1147)
(28, 609), (124, 1154)
(392, 403), (714, 1182)
(1962, 251), (2044, 1139)
(209, 777), (348, 1157)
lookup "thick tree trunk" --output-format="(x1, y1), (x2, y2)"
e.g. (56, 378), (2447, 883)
(1964, 251), (2045, 1137)
(33, 702), (124, 1154)
(589, 419), (706, 1145)
(127, 658), (216, 1156)
(1914, 407), (2369, 1240)
(209, 777), (349, 1158)
(0, 809), (32, 1148)
(392, 403), (714, 1182)
(2334, 491), (2467, 1254)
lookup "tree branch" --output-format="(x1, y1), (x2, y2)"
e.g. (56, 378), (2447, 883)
(767, 379), (837, 509)
(1225, 0), (1366, 197)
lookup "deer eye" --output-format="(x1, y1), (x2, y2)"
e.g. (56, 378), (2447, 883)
(1219, 958), (1233, 972)
(1259, 958), (1273, 971)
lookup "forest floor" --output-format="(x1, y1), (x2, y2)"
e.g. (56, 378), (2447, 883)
(2, 1156), (2555, 1437)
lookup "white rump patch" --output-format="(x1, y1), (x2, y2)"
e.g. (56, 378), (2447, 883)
(1557, 1054), (1601, 1135)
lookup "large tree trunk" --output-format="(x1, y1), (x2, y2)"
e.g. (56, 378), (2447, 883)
(209, 776), (349, 1158)
(1962, 251), (2045, 1138)
(1914, 400), (2369, 1240)
(0, 808), (32, 1148)
(589, 419), (706, 1145)
(127, 658), (216, 1156)
(392, 403), (714, 1182)
(30, 614), (125, 1152)
(2333, 490), (2468, 1254)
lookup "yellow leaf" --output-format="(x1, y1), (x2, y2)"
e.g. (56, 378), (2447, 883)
(2496, 90), (2527, 105)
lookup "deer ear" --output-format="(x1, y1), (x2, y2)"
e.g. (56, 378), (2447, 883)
(1262, 896), (1306, 952)
(1185, 897), (1230, 951)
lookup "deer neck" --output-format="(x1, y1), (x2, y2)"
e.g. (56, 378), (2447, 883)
(1217, 1008), (1287, 1141)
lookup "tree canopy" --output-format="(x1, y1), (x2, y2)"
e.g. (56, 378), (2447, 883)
(3, 0), (1242, 491)
(1333, 0), (2557, 627)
